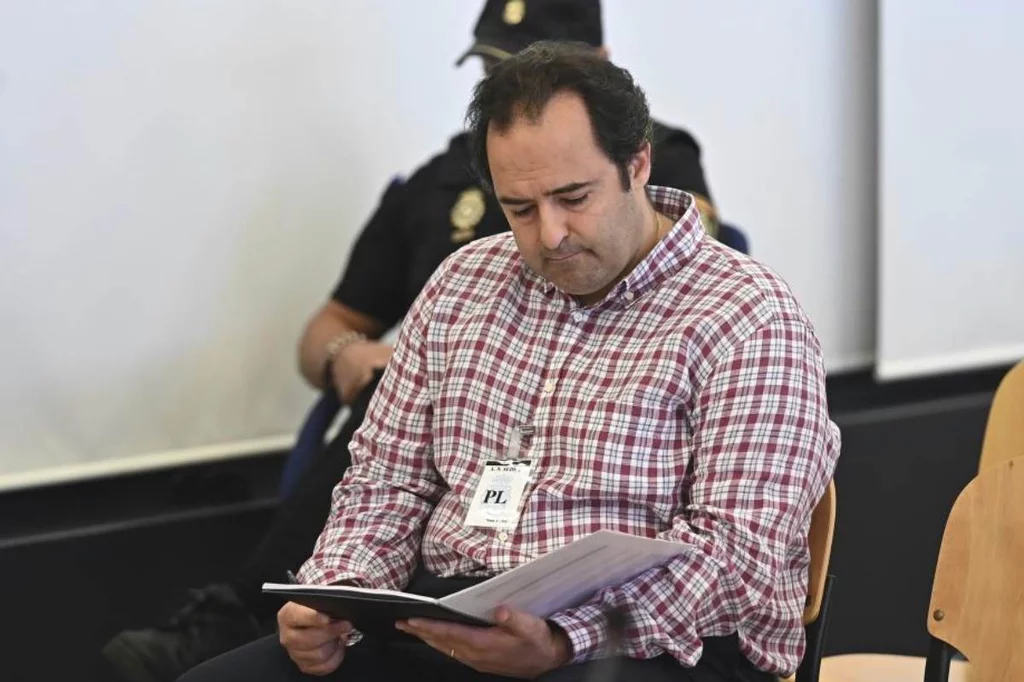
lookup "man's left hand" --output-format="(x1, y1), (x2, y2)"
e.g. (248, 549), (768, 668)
(396, 606), (572, 678)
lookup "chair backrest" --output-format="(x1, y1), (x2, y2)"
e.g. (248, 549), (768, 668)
(278, 391), (342, 498)
(779, 481), (837, 682)
(804, 480), (837, 625)
(927, 456), (1024, 681)
(977, 359), (1024, 473)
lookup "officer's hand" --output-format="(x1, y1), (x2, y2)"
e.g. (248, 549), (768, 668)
(277, 602), (352, 676)
(331, 341), (393, 405)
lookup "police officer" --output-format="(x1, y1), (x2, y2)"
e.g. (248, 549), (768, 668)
(102, 2), (719, 680)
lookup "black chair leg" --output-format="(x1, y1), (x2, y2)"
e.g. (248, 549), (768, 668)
(795, 574), (835, 682)
(923, 636), (952, 682)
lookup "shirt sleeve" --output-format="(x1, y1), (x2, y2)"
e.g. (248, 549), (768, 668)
(298, 259), (451, 588)
(330, 176), (411, 330)
(547, 315), (840, 669)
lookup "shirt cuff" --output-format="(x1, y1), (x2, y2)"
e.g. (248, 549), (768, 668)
(295, 561), (368, 587)
(547, 603), (610, 663)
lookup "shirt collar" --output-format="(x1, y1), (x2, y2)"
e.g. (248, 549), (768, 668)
(533, 185), (705, 308)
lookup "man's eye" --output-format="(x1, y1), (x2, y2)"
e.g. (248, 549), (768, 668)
(563, 194), (588, 207)
(511, 206), (534, 218)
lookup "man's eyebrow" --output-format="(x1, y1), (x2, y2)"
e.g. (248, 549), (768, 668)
(497, 181), (595, 206)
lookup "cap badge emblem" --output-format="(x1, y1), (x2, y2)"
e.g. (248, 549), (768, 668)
(503, 0), (525, 25)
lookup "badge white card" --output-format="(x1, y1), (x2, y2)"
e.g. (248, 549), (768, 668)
(464, 459), (534, 530)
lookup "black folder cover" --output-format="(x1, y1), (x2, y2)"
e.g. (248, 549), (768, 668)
(264, 585), (491, 640)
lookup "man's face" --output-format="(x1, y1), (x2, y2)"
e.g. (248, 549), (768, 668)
(487, 91), (653, 305)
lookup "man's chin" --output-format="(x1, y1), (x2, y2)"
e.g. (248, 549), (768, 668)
(547, 277), (603, 299)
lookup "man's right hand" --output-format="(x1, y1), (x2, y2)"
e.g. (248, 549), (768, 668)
(277, 601), (353, 676)
(331, 341), (393, 405)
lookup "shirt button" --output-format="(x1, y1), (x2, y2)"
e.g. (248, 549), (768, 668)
(572, 312), (583, 322)
(543, 379), (556, 394)
(498, 531), (509, 542)
(625, 291), (635, 301)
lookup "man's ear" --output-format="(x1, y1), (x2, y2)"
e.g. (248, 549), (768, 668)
(596, 45), (611, 60)
(629, 141), (653, 188)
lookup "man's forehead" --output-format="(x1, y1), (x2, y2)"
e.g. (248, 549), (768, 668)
(487, 138), (603, 199)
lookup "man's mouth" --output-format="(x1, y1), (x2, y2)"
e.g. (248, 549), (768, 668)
(546, 251), (582, 263)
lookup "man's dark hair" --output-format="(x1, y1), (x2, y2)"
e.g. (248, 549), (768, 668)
(466, 40), (652, 193)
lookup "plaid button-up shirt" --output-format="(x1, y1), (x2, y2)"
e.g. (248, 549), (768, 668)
(299, 186), (840, 675)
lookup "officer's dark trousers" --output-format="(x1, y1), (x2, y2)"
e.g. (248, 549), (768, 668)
(180, 572), (774, 682)
(232, 378), (383, 620)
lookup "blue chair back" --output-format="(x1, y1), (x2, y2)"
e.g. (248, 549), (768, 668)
(278, 391), (342, 498)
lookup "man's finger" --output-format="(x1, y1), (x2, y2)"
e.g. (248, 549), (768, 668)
(283, 625), (342, 652)
(298, 641), (345, 677)
(403, 618), (473, 639)
(494, 606), (539, 638)
(280, 603), (331, 628)
(290, 639), (339, 665)
(397, 622), (459, 655)
(397, 622), (436, 644)
(326, 619), (353, 636)
(292, 638), (344, 663)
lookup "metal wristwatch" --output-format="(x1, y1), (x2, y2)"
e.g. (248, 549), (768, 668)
(322, 331), (366, 387)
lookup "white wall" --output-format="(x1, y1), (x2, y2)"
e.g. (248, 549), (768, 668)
(0, 0), (876, 488)
(877, 0), (1024, 379)
(0, 1), (481, 488)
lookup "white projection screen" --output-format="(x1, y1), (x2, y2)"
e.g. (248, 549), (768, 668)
(877, 0), (1024, 380)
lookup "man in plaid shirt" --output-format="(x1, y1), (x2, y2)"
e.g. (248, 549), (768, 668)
(181, 41), (839, 682)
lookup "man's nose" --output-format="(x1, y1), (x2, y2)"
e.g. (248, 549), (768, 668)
(538, 205), (569, 251)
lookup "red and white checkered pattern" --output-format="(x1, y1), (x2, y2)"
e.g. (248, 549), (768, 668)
(299, 187), (840, 675)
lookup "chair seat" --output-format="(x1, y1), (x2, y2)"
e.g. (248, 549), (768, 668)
(820, 654), (971, 682)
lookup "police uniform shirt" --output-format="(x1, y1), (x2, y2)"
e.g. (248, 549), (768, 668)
(332, 121), (713, 330)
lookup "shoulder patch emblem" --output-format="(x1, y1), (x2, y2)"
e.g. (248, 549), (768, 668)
(451, 187), (486, 243)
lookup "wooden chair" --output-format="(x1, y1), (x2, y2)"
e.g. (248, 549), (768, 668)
(823, 456), (1024, 681)
(822, 360), (1024, 681)
(820, 654), (969, 681)
(781, 479), (837, 682)
(921, 456), (1024, 681)
(977, 359), (1024, 473)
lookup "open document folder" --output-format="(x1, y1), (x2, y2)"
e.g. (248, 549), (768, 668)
(264, 530), (688, 639)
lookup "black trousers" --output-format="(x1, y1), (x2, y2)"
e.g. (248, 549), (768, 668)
(177, 634), (774, 682)
(180, 574), (773, 682)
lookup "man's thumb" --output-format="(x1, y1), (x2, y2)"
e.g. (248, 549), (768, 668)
(495, 606), (531, 635)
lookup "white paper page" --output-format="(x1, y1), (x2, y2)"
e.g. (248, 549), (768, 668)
(440, 530), (688, 620)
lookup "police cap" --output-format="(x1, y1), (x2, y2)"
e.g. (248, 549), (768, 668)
(456, 0), (603, 66)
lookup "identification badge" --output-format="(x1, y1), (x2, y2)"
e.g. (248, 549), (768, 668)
(463, 459), (534, 530)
